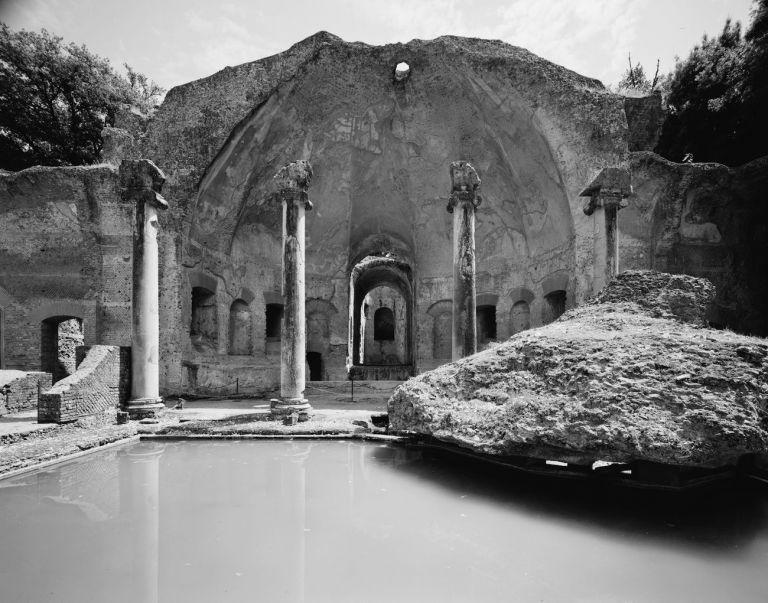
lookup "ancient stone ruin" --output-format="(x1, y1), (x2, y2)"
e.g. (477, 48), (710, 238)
(388, 271), (768, 469)
(0, 32), (766, 428)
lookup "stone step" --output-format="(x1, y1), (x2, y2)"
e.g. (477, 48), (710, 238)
(304, 380), (403, 402)
(348, 365), (413, 381)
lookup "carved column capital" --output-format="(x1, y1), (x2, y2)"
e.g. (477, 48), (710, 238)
(120, 159), (168, 211)
(274, 160), (313, 210)
(447, 160), (482, 213)
(580, 167), (631, 215)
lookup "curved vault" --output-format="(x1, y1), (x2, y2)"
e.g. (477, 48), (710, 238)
(191, 40), (576, 279)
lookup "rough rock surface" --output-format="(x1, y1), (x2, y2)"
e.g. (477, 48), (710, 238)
(388, 271), (768, 468)
(591, 270), (715, 326)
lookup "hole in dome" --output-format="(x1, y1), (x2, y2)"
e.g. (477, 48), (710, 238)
(394, 62), (410, 81)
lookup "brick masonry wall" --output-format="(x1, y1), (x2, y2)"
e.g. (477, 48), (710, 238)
(0, 165), (133, 372)
(38, 345), (131, 423)
(0, 370), (52, 415)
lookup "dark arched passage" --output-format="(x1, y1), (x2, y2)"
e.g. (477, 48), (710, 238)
(348, 256), (414, 379)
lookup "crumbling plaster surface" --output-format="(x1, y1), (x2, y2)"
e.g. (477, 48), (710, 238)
(139, 32), (629, 391)
(622, 152), (768, 336)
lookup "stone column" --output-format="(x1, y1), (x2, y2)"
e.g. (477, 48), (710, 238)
(447, 161), (482, 361)
(271, 161), (313, 420)
(580, 167), (631, 293)
(121, 160), (168, 420)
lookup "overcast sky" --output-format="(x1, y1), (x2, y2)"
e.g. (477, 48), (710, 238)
(0, 0), (755, 91)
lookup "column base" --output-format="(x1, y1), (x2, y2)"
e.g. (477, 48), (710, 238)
(270, 398), (311, 422)
(124, 397), (165, 420)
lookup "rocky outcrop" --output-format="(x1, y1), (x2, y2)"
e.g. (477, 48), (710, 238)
(388, 271), (768, 468)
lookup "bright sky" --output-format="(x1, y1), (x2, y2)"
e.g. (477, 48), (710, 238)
(0, 0), (755, 91)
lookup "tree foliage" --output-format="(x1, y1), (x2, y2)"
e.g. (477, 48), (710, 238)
(655, 0), (768, 166)
(0, 24), (164, 171)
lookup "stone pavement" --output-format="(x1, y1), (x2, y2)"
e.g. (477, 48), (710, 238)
(0, 387), (391, 441)
(0, 409), (56, 441)
(160, 390), (388, 424)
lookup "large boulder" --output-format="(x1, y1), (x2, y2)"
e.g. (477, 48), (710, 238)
(389, 271), (768, 468)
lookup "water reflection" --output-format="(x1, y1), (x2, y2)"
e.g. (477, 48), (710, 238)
(0, 440), (766, 603)
(372, 445), (768, 552)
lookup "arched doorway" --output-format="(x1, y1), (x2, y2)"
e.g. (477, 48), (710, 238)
(348, 256), (414, 380)
(362, 286), (406, 365)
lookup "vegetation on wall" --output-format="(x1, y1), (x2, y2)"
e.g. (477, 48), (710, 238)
(0, 24), (164, 171)
(621, 0), (768, 166)
(657, 17), (746, 165)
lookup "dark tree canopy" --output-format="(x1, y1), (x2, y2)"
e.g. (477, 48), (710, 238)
(0, 24), (164, 171)
(655, 0), (768, 166)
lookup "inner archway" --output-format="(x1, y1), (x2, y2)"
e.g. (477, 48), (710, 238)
(348, 256), (414, 380)
(362, 286), (406, 365)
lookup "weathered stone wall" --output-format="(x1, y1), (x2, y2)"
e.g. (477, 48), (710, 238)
(138, 32), (629, 391)
(624, 93), (664, 152)
(38, 345), (130, 423)
(2, 33), (763, 397)
(0, 166), (134, 371)
(363, 286), (407, 364)
(0, 370), (52, 415)
(621, 152), (768, 335)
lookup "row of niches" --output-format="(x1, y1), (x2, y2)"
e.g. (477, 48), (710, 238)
(431, 290), (567, 359)
(188, 286), (568, 358)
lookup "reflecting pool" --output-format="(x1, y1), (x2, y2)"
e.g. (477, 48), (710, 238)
(1, 440), (767, 602)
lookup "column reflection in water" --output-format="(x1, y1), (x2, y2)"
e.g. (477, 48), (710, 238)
(120, 442), (164, 603)
(277, 442), (311, 603)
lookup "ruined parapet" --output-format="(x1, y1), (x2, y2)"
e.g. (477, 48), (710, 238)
(101, 127), (137, 166)
(100, 106), (150, 166)
(38, 345), (130, 423)
(592, 270), (715, 326)
(0, 371), (52, 416)
(624, 92), (664, 152)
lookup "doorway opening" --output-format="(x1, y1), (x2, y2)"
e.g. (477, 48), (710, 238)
(307, 351), (323, 381)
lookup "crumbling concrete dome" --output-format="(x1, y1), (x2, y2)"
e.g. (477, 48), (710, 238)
(136, 32), (629, 390)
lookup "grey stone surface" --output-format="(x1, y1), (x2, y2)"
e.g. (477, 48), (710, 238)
(388, 271), (768, 468)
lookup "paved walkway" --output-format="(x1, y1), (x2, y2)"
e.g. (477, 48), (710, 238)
(0, 393), (389, 439)
(162, 393), (387, 421)
(0, 410), (56, 439)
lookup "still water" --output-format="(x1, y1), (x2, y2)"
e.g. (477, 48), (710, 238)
(1, 440), (767, 603)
